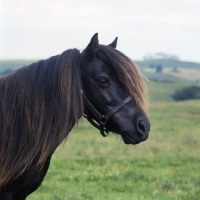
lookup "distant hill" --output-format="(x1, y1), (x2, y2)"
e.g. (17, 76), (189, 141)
(134, 59), (200, 82)
(135, 58), (200, 69)
(0, 60), (37, 71)
(0, 59), (200, 81)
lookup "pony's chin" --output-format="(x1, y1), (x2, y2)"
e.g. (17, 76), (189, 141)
(120, 132), (140, 145)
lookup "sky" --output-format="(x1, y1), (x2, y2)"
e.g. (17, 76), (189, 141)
(0, 0), (200, 62)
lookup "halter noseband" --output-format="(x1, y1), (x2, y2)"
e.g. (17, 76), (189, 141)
(81, 91), (132, 137)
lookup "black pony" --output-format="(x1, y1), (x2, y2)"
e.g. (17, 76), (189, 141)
(0, 33), (150, 199)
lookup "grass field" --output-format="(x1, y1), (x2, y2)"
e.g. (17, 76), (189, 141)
(25, 81), (200, 200)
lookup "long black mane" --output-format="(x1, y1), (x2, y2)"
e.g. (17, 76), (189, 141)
(0, 49), (83, 188)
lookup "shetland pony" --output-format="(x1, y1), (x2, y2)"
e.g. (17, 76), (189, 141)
(0, 33), (150, 199)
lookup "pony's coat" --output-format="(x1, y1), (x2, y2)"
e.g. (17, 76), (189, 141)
(0, 44), (148, 189)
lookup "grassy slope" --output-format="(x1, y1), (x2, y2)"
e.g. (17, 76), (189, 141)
(26, 82), (200, 200)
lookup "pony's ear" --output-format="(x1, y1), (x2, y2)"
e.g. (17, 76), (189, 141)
(108, 37), (118, 48)
(82, 33), (99, 60)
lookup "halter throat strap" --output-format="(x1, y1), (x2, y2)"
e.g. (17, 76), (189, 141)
(82, 91), (132, 137)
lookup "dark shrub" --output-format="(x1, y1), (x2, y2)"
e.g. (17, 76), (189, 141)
(156, 65), (163, 73)
(172, 86), (200, 101)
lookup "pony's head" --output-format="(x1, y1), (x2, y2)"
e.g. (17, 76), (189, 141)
(81, 33), (150, 144)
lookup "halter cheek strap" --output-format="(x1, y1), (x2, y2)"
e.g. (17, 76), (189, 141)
(81, 91), (132, 137)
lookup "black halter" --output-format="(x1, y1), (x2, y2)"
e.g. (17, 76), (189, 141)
(81, 91), (132, 137)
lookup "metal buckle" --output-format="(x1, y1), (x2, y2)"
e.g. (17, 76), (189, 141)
(99, 116), (109, 137)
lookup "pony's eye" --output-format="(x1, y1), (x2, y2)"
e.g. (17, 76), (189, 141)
(97, 77), (108, 88)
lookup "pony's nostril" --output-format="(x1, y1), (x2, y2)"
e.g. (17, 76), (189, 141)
(137, 120), (146, 135)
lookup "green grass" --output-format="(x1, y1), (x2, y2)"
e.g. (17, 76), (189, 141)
(26, 81), (200, 200)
